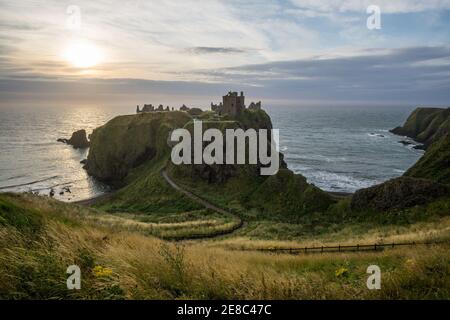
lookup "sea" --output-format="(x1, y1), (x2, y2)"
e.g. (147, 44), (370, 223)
(0, 104), (424, 202)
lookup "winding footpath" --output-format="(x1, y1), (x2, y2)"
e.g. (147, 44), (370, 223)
(162, 170), (232, 216)
(161, 169), (244, 239)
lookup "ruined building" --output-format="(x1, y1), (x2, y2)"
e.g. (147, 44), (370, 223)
(211, 91), (262, 116)
(136, 92), (261, 115)
(136, 103), (175, 113)
(248, 101), (262, 110)
(136, 104), (155, 113)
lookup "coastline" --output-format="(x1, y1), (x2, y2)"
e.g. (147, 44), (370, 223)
(73, 191), (115, 206)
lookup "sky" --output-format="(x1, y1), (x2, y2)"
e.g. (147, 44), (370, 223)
(1, 0), (450, 107)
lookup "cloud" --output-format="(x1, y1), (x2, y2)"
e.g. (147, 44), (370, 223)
(0, 1), (449, 106)
(0, 20), (44, 31)
(186, 47), (251, 55)
(187, 46), (450, 103)
(2, 46), (449, 106)
(1, 0), (450, 81)
(289, 0), (450, 14)
(196, 46), (450, 78)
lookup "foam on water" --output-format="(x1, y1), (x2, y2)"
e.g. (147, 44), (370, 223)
(266, 105), (424, 193)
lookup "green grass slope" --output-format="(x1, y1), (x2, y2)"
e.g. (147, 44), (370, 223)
(85, 111), (204, 215)
(405, 133), (450, 185)
(391, 107), (450, 147)
(96, 155), (203, 214)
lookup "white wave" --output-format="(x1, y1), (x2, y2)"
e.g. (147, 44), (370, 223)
(296, 169), (378, 193)
(367, 132), (386, 138)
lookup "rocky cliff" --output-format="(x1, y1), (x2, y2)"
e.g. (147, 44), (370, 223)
(390, 107), (450, 148)
(85, 111), (191, 185)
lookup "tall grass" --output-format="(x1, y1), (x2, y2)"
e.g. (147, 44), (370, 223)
(83, 209), (241, 240)
(0, 193), (449, 299)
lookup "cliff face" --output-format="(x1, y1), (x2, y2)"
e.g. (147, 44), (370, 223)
(390, 107), (450, 148)
(175, 108), (286, 183)
(85, 111), (191, 185)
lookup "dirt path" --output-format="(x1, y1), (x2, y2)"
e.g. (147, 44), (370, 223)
(161, 169), (244, 238)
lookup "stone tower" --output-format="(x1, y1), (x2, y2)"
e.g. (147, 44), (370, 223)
(222, 91), (245, 116)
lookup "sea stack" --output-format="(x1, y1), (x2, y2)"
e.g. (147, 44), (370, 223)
(58, 129), (90, 149)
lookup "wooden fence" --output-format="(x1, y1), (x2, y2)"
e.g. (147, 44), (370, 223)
(246, 240), (449, 255)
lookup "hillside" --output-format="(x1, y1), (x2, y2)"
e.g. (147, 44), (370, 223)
(85, 111), (191, 186)
(405, 133), (450, 185)
(1, 192), (449, 299)
(391, 107), (450, 148)
(87, 109), (334, 220)
(81, 107), (450, 234)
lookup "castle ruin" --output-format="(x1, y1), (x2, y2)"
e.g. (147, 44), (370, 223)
(136, 103), (190, 113)
(136, 91), (261, 116)
(211, 91), (261, 116)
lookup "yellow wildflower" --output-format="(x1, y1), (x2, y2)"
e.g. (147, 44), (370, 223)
(405, 258), (416, 269)
(92, 265), (113, 277)
(335, 267), (349, 278)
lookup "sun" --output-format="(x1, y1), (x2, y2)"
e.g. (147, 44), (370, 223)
(64, 41), (102, 68)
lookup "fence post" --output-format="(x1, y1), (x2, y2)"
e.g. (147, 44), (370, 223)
(392, 243), (394, 248)
(374, 244), (377, 251)
(356, 244), (359, 251)
(338, 245), (341, 252)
